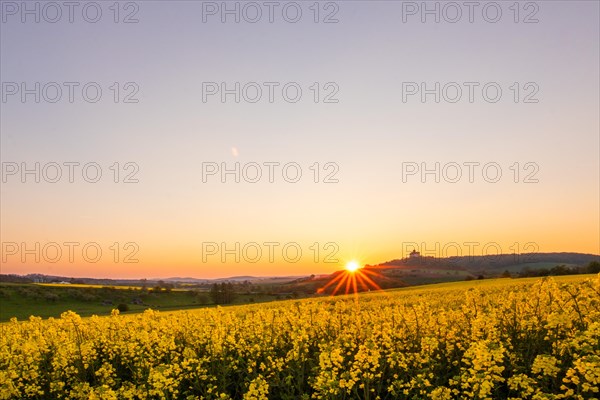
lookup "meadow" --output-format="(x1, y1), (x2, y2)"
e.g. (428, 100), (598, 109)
(0, 283), (280, 322)
(1, 275), (598, 399)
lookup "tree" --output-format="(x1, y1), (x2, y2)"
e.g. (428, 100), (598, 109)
(549, 265), (572, 276)
(209, 283), (236, 304)
(587, 261), (600, 274)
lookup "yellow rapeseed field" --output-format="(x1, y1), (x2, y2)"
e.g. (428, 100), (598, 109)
(1, 275), (599, 399)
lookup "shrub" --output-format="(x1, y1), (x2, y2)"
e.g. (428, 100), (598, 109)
(44, 293), (59, 302)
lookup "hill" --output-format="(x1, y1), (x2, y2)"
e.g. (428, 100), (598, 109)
(377, 251), (599, 277)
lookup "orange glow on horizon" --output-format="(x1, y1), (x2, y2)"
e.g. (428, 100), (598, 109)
(318, 262), (383, 296)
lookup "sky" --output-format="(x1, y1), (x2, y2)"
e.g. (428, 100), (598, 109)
(1, 0), (599, 279)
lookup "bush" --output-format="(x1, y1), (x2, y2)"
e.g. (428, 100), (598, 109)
(44, 293), (59, 302)
(18, 287), (43, 300)
(116, 303), (129, 312)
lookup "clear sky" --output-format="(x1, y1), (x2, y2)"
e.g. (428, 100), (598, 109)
(1, 1), (599, 278)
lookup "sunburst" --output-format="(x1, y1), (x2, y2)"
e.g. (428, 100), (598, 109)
(317, 261), (383, 295)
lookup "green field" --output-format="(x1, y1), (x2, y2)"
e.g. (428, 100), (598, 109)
(0, 283), (280, 321)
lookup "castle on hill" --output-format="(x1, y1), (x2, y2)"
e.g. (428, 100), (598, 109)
(409, 249), (421, 258)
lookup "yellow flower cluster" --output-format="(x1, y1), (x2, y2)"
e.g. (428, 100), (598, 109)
(1, 275), (599, 399)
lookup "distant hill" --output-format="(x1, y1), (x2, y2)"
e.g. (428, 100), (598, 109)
(163, 276), (306, 284)
(379, 252), (599, 272)
(0, 273), (305, 286)
(2, 252), (597, 289)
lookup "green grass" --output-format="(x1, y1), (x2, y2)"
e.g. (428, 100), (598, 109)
(0, 284), (263, 322)
(0, 284), (187, 321)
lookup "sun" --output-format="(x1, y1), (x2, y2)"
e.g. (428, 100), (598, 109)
(345, 260), (361, 273)
(317, 260), (383, 295)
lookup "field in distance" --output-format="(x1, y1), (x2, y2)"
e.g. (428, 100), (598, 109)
(0, 283), (286, 322)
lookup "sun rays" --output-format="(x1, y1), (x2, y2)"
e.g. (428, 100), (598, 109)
(317, 261), (383, 295)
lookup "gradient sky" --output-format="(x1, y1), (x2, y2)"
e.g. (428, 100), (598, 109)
(1, 1), (599, 278)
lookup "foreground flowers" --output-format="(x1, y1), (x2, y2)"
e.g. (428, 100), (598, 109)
(1, 275), (599, 399)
